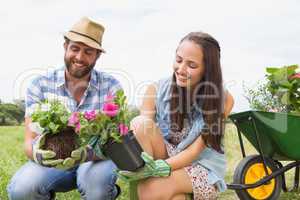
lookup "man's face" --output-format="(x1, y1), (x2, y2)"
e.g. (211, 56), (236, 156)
(64, 40), (101, 79)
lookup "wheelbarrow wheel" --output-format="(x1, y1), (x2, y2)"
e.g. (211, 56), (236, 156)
(233, 155), (282, 200)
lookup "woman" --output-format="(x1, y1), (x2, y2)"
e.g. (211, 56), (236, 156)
(131, 32), (234, 200)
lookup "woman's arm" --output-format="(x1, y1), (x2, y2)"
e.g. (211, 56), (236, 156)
(139, 84), (157, 120)
(165, 91), (234, 170)
(224, 91), (234, 118)
(165, 136), (206, 171)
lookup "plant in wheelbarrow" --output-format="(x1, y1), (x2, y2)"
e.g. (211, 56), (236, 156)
(243, 64), (300, 114)
(30, 100), (86, 169)
(231, 65), (300, 200)
(266, 64), (300, 114)
(69, 90), (145, 171)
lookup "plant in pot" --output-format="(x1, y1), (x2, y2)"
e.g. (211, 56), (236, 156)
(31, 100), (80, 161)
(69, 90), (145, 171)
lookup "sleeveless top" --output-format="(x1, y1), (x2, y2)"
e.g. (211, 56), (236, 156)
(154, 77), (227, 192)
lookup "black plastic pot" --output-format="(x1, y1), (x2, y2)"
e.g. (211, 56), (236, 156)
(102, 130), (145, 171)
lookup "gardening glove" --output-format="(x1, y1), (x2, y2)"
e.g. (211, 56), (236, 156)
(54, 146), (89, 170)
(32, 133), (64, 167)
(116, 152), (171, 182)
(88, 135), (107, 160)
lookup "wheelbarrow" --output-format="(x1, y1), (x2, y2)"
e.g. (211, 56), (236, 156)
(227, 111), (300, 200)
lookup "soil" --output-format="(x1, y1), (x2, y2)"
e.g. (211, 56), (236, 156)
(43, 127), (79, 159)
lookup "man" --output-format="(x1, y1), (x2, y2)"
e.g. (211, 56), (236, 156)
(7, 17), (121, 200)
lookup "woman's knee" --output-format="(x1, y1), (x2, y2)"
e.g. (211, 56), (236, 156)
(137, 179), (173, 200)
(130, 116), (157, 136)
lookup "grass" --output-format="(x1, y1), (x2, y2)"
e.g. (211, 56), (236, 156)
(1, 125), (300, 199)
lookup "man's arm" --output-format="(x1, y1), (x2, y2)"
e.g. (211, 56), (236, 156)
(24, 117), (38, 160)
(24, 76), (43, 160)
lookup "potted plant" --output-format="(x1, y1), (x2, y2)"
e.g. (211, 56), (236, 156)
(31, 100), (79, 159)
(69, 90), (145, 171)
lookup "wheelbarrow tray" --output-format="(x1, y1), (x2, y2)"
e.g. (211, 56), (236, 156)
(229, 111), (300, 161)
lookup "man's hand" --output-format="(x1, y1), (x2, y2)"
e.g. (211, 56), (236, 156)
(117, 152), (171, 182)
(32, 133), (63, 166)
(33, 134), (90, 170)
(55, 146), (89, 170)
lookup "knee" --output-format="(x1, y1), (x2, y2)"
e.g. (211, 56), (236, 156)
(7, 179), (35, 200)
(137, 181), (171, 200)
(7, 164), (43, 200)
(77, 161), (118, 199)
(78, 173), (117, 200)
(130, 116), (156, 136)
(77, 161), (117, 185)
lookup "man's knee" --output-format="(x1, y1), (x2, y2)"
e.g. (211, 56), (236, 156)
(7, 161), (72, 200)
(7, 178), (38, 200)
(77, 161), (118, 199)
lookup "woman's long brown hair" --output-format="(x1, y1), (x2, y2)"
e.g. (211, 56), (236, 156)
(170, 32), (224, 153)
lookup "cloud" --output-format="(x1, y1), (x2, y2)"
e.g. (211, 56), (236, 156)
(0, 0), (299, 112)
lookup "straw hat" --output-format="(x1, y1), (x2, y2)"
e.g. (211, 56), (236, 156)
(64, 17), (105, 52)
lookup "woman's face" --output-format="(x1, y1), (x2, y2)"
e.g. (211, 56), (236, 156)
(173, 40), (205, 90)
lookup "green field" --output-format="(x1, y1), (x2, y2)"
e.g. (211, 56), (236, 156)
(1, 125), (300, 199)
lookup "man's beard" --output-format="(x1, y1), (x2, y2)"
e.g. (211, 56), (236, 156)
(64, 56), (96, 79)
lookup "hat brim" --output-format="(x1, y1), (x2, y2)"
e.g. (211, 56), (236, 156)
(64, 32), (105, 53)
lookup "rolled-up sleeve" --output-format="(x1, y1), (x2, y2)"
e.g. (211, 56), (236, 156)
(25, 77), (44, 117)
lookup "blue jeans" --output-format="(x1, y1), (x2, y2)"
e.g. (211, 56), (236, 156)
(7, 160), (118, 200)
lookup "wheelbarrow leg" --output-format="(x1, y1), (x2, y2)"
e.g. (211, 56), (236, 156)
(129, 180), (139, 200)
(274, 160), (288, 192)
(292, 166), (300, 191)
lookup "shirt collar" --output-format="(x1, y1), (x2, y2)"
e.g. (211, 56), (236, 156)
(56, 67), (100, 90)
(89, 69), (100, 90)
(56, 67), (66, 88)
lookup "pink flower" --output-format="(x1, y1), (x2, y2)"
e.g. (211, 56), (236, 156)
(75, 123), (81, 133)
(103, 102), (119, 117)
(68, 112), (80, 126)
(84, 110), (97, 121)
(105, 91), (115, 102)
(119, 123), (129, 136)
(289, 73), (300, 80)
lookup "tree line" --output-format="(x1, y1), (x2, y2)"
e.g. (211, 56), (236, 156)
(0, 99), (25, 125)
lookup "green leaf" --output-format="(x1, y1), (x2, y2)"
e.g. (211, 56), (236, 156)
(281, 92), (291, 105)
(110, 132), (122, 143)
(90, 123), (102, 135)
(101, 131), (109, 144)
(266, 67), (280, 74)
(48, 122), (56, 133)
(279, 80), (293, 89)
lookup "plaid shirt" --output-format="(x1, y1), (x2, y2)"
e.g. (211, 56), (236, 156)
(25, 67), (122, 117)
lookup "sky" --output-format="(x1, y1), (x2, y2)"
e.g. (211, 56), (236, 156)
(0, 0), (299, 111)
